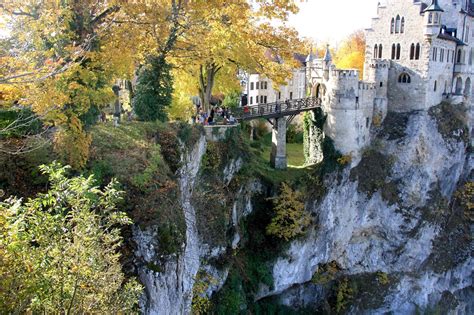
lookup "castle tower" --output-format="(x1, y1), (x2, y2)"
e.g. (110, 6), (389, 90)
(323, 45), (332, 81)
(423, 0), (444, 37)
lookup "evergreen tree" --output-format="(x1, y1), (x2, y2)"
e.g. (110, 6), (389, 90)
(133, 56), (173, 122)
(266, 183), (311, 241)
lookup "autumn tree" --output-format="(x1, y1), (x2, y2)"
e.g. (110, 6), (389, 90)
(266, 183), (311, 241)
(334, 30), (366, 78)
(167, 0), (302, 112)
(0, 1), (137, 165)
(0, 162), (142, 313)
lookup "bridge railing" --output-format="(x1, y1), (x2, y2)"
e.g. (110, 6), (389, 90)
(235, 96), (321, 120)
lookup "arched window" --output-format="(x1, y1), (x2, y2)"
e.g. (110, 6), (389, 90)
(455, 77), (463, 94)
(457, 49), (462, 63)
(391, 18), (395, 34)
(428, 13), (433, 24)
(401, 17), (405, 33)
(434, 13), (439, 24)
(391, 44), (396, 59)
(395, 15), (401, 33)
(398, 73), (411, 83)
(396, 43), (401, 60)
(410, 43), (415, 60)
(379, 44), (383, 58)
(374, 44), (378, 58)
(434, 80), (437, 92)
(415, 43), (421, 60)
(464, 77), (471, 97)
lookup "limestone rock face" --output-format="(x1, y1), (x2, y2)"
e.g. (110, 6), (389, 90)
(261, 109), (473, 313)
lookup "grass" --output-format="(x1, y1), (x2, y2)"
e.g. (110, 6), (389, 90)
(259, 132), (306, 167)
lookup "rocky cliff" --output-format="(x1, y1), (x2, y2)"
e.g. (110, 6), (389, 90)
(133, 103), (473, 314)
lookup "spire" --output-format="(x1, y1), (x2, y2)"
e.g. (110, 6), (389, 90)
(424, 0), (444, 12)
(323, 44), (332, 63)
(305, 45), (315, 63)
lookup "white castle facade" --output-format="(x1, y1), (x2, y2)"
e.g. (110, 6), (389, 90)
(245, 0), (473, 158)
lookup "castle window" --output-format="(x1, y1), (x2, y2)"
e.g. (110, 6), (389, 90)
(391, 18), (395, 34)
(434, 80), (437, 92)
(465, 26), (470, 43)
(395, 15), (401, 33)
(396, 44), (401, 60)
(401, 17), (405, 33)
(265, 81), (268, 89)
(250, 82), (254, 90)
(374, 44), (378, 58)
(380, 82), (383, 87)
(410, 44), (415, 60)
(415, 43), (421, 60)
(278, 91), (281, 100)
(260, 95), (264, 103)
(290, 92), (293, 100)
(256, 82), (259, 89)
(366, 117), (370, 128)
(391, 44), (396, 59)
(250, 96), (253, 104)
(433, 47), (438, 61)
(379, 44), (383, 58)
(398, 73), (411, 84)
(264, 96), (267, 103)
(457, 49), (462, 63)
(434, 13), (439, 24)
(428, 13), (433, 24)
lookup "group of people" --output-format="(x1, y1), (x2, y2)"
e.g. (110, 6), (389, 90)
(193, 106), (237, 126)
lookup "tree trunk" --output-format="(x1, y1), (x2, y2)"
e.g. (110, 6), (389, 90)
(198, 63), (221, 112)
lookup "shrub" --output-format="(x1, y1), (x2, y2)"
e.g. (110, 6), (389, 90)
(266, 183), (311, 241)
(0, 162), (142, 313)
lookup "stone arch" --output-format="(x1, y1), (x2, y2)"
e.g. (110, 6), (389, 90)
(314, 83), (326, 99)
(464, 77), (471, 97)
(455, 77), (463, 95)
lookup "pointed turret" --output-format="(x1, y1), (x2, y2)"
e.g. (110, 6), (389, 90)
(323, 44), (332, 63)
(306, 46), (315, 63)
(423, 0), (444, 13)
(423, 0), (443, 36)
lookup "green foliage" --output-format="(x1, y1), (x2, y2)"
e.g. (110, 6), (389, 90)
(192, 271), (217, 314)
(79, 104), (100, 129)
(335, 278), (355, 313)
(266, 183), (311, 241)
(286, 123), (303, 144)
(376, 271), (390, 285)
(0, 162), (142, 314)
(312, 261), (341, 285)
(0, 108), (43, 138)
(133, 55), (173, 122)
(157, 223), (184, 256)
(213, 271), (246, 314)
(222, 91), (241, 109)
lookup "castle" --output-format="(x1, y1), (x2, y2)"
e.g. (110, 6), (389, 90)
(246, 0), (473, 158)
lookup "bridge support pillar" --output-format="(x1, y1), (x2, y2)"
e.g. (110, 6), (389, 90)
(270, 117), (287, 169)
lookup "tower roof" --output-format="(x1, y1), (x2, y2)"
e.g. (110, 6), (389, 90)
(323, 44), (332, 62)
(305, 47), (315, 63)
(423, 0), (444, 12)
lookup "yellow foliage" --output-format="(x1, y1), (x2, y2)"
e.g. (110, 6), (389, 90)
(53, 116), (92, 170)
(266, 183), (311, 241)
(334, 30), (366, 79)
(337, 155), (352, 166)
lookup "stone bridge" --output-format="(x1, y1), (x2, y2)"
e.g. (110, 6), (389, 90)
(235, 97), (322, 169)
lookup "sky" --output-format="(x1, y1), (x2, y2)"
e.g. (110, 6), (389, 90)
(288, 0), (381, 46)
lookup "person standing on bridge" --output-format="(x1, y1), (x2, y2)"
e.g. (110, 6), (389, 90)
(285, 99), (290, 111)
